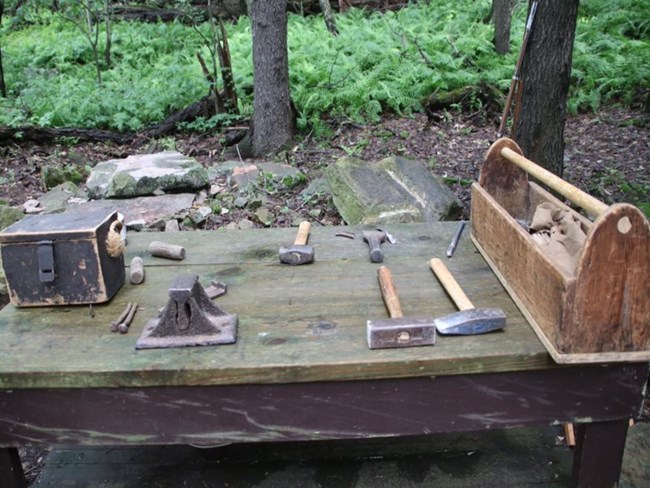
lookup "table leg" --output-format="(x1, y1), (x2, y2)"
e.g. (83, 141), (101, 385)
(0, 448), (27, 488)
(571, 420), (629, 488)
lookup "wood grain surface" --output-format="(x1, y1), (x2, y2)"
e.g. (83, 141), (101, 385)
(0, 223), (552, 389)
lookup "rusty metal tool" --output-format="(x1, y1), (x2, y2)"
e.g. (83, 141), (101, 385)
(367, 266), (437, 349)
(429, 258), (506, 335)
(279, 221), (314, 265)
(110, 302), (133, 333)
(117, 302), (138, 334)
(362, 229), (387, 263)
(204, 280), (228, 299)
(446, 220), (466, 257)
(136, 274), (237, 349)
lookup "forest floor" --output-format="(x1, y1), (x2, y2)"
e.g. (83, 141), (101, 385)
(1, 108), (649, 485)
(1, 109), (649, 228)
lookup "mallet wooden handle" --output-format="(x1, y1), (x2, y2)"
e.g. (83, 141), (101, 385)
(294, 221), (311, 246)
(501, 147), (609, 217)
(429, 258), (474, 311)
(377, 266), (403, 319)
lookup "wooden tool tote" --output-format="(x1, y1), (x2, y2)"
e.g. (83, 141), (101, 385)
(471, 138), (649, 363)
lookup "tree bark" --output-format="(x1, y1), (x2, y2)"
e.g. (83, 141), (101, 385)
(492, 0), (513, 55)
(0, 46), (6, 98)
(248, 0), (293, 157)
(319, 0), (338, 35)
(104, 0), (112, 69)
(513, 0), (579, 177)
(0, 0), (6, 97)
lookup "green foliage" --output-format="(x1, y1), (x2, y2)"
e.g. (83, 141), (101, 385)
(0, 0), (647, 132)
(257, 170), (307, 194)
(568, 0), (650, 112)
(588, 167), (650, 211)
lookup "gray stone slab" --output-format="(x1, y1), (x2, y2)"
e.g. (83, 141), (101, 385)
(38, 182), (89, 214)
(86, 151), (209, 199)
(64, 194), (196, 229)
(326, 155), (462, 225)
(223, 160), (303, 192)
(300, 175), (331, 200)
(0, 205), (24, 231)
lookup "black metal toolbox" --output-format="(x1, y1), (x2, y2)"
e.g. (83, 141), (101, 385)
(0, 209), (125, 307)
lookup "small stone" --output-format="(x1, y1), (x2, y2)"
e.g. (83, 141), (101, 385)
(209, 184), (222, 196)
(165, 219), (180, 232)
(225, 222), (238, 230)
(195, 190), (208, 205)
(238, 218), (255, 230)
(126, 219), (147, 231)
(234, 196), (248, 208)
(254, 207), (274, 226)
(23, 199), (42, 214)
(190, 206), (212, 225)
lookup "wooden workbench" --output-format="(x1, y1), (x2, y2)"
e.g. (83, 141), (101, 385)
(0, 222), (647, 487)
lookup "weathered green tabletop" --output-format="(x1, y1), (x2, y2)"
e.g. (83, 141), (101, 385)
(0, 223), (646, 488)
(0, 222), (550, 389)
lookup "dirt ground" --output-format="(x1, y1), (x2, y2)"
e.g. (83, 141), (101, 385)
(1, 108), (649, 485)
(1, 109), (648, 227)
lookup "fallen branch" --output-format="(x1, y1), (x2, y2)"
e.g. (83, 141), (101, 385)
(0, 93), (225, 144)
(422, 83), (503, 117)
(0, 126), (134, 144)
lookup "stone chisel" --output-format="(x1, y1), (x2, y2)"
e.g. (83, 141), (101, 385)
(367, 266), (437, 349)
(446, 220), (466, 257)
(429, 258), (506, 335)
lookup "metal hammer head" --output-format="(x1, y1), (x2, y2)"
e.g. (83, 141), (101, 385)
(362, 229), (387, 263)
(279, 244), (314, 265)
(367, 316), (437, 349)
(434, 308), (506, 335)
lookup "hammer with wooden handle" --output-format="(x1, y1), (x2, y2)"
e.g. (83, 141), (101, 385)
(367, 266), (437, 349)
(429, 258), (506, 335)
(279, 221), (315, 265)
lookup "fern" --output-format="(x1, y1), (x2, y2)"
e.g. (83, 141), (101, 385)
(0, 0), (647, 132)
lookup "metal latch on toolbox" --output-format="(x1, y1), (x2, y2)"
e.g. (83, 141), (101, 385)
(37, 240), (55, 283)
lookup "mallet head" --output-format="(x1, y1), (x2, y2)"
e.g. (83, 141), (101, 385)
(279, 244), (314, 265)
(434, 308), (506, 335)
(362, 229), (387, 263)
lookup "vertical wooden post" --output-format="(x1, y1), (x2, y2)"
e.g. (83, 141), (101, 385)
(571, 420), (629, 487)
(0, 448), (27, 488)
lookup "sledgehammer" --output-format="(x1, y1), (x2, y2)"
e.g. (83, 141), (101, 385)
(279, 221), (315, 265)
(429, 258), (506, 335)
(367, 266), (437, 349)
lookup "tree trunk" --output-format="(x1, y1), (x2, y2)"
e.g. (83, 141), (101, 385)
(104, 0), (112, 69)
(249, 0), (293, 157)
(492, 0), (513, 55)
(319, 0), (338, 35)
(0, 47), (6, 98)
(513, 0), (579, 177)
(0, 0), (6, 97)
